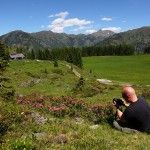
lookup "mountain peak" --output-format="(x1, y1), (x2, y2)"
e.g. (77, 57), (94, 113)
(92, 30), (114, 38)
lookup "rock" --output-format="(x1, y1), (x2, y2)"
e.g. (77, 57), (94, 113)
(75, 117), (84, 125)
(31, 112), (47, 125)
(34, 132), (46, 139)
(89, 125), (99, 129)
(97, 79), (112, 85)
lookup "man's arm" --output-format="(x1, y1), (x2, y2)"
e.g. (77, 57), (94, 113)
(116, 108), (127, 122)
(116, 108), (123, 119)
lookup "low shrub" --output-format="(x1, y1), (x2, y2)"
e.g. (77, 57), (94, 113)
(16, 93), (115, 124)
(9, 139), (36, 150)
(51, 68), (64, 75)
(0, 122), (8, 136)
(0, 77), (15, 101)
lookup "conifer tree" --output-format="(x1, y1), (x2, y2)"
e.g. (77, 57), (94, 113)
(31, 49), (35, 59)
(0, 41), (9, 73)
(54, 59), (58, 67)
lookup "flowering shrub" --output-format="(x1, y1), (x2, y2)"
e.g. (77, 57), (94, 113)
(16, 93), (115, 123)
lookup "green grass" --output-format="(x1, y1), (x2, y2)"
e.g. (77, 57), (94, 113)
(83, 54), (150, 85)
(1, 57), (150, 149)
(5, 60), (79, 97)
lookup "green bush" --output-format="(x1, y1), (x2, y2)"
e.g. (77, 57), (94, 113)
(51, 68), (64, 75)
(9, 139), (36, 150)
(0, 77), (15, 101)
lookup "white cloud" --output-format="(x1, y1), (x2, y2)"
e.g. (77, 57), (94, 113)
(102, 27), (121, 33)
(48, 11), (69, 19)
(63, 18), (92, 27)
(47, 14), (93, 33)
(51, 26), (64, 33)
(55, 11), (69, 19)
(85, 30), (96, 34)
(101, 17), (112, 21)
(52, 18), (64, 25)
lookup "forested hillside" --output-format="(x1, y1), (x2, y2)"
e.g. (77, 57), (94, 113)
(96, 26), (150, 53)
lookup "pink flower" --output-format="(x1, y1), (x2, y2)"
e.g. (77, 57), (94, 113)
(61, 104), (66, 110)
(36, 103), (44, 108)
(93, 104), (97, 108)
(71, 101), (75, 105)
(54, 107), (60, 111)
(48, 105), (52, 110)
(17, 99), (23, 103)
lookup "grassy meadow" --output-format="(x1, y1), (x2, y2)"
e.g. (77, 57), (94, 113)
(83, 54), (150, 85)
(0, 56), (150, 150)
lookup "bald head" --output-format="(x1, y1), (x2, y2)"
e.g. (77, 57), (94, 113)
(122, 86), (137, 102)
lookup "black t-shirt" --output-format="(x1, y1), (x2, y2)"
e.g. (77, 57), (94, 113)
(122, 97), (150, 133)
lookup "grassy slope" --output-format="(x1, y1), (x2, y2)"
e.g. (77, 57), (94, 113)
(1, 58), (150, 149)
(83, 54), (150, 85)
(5, 60), (78, 97)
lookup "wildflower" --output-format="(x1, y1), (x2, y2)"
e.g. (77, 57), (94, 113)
(48, 105), (52, 110)
(93, 104), (97, 109)
(71, 101), (76, 105)
(36, 103), (44, 108)
(54, 107), (60, 111)
(61, 104), (66, 110)
(17, 99), (23, 103)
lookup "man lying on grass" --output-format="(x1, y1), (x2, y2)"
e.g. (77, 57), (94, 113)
(113, 86), (150, 133)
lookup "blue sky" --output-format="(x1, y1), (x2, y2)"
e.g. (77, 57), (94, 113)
(0, 0), (149, 35)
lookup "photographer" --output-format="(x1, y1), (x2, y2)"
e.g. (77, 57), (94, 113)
(113, 86), (150, 133)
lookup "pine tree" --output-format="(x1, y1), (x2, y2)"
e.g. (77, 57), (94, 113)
(36, 49), (43, 60)
(31, 49), (35, 59)
(0, 41), (9, 73)
(54, 59), (58, 67)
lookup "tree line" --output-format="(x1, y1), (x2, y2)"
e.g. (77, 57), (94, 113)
(81, 44), (135, 56)
(25, 44), (135, 66)
(144, 45), (150, 54)
(26, 47), (83, 68)
(15, 43), (150, 69)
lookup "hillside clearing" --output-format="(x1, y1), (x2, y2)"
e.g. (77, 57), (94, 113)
(83, 54), (150, 85)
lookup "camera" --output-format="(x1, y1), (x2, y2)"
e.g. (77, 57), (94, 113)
(113, 98), (124, 107)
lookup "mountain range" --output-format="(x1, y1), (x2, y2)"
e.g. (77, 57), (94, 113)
(96, 26), (150, 53)
(0, 30), (114, 50)
(0, 26), (150, 52)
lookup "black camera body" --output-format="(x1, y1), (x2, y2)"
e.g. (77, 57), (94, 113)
(113, 98), (124, 107)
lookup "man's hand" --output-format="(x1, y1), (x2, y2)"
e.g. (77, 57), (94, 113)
(122, 99), (130, 107)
